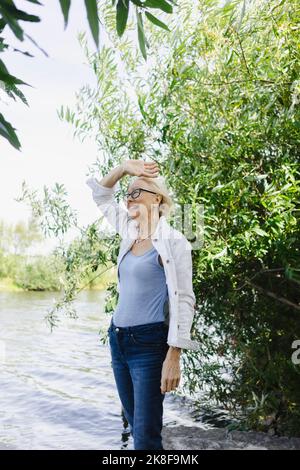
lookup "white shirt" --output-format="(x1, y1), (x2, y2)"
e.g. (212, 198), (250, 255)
(86, 177), (200, 351)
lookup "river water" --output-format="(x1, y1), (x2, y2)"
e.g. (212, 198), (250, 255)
(0, 290), (206, 450)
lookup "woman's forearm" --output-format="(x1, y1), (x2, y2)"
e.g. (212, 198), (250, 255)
(98, 164), (126, 189)
(97, 160), (159, 189)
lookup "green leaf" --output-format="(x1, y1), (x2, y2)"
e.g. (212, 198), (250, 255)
(0, 18), (6, 33)
(136, 10), (147, 61)
(129, 0), (144, 6)
(0, 13), (23, 40)
(84, 0), (100, 49)
(0, 113), (21, 150)
(0, 0), (39, 40)
(6, 22), (23, 40)
(5, 82), (29, 106)
(237, 0), (246, 30)
(58, 0), (71, 29)
(0, 58), (9, 74)
(144, 0), (173, 14)
(145, 11), (170, 31)
(252, 227), (268, 237)
(0, 72), (29, 88)
(0, 1), (40, 23)
(138, 95), (147, 118)
(11, 47), (34, 57)
(0, 59), (30, 86)
(116, 0), (129, 37)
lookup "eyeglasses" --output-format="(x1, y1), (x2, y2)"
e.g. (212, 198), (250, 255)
(125, 188), (158, 200)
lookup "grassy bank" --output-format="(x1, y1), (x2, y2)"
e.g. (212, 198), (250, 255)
(0, 266), (117, 293)
(0, 277), (24, 292)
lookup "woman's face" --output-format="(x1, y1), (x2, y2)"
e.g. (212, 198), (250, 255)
(126, 180), (162, 219)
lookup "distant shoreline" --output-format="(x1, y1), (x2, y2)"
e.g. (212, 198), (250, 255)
(0, 277), (111, 293)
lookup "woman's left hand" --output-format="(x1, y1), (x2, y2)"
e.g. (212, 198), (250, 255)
(160, 354), (181, 394)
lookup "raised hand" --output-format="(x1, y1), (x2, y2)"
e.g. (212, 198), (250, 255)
(123, 160), (160, 178)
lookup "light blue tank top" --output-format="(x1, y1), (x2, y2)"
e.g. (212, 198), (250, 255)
(112, 245), (169, 327)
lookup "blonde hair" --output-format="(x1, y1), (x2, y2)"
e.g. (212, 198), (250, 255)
(129, 175), (174, 219)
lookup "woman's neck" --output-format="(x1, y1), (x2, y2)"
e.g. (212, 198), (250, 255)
(137, 211), (160, 239)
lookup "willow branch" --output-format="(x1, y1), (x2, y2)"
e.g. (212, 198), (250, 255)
(247, 280), (300, 311)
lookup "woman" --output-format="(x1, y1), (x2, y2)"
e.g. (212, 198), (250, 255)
(86, 160), (200, 450)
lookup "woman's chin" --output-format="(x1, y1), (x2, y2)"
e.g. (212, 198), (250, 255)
(128, 207), (140, 218)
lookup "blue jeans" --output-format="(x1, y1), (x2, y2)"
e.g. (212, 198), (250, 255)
(107, 318), (170, 450)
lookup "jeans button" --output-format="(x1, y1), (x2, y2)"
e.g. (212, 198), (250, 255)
(116, 328), (119, 332)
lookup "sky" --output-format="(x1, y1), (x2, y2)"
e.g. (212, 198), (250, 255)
(0, 1), (107, 252)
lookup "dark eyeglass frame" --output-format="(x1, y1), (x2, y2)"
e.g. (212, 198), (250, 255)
(125, 187), (158, 200)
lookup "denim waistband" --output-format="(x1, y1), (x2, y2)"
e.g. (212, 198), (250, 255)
(109, 318), (167, 333)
